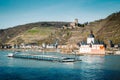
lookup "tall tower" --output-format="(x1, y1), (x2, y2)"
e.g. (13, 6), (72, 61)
(74, 19), (78, 24)
(87, 30), (95, 44)
(74, 18), (78, 27)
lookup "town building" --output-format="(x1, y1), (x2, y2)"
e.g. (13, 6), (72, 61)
(58, 44), (78, 53)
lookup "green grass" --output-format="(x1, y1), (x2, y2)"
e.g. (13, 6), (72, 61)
(26, 27), (54, 35)
(27, 29), (39, 34)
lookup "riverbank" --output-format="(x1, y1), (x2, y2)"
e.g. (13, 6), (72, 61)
(1, 48), (120, 55)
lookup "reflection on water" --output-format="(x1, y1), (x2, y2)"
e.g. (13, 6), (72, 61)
(80, 55), (105, 63)
(76, 55), (105, 80)
(62, 62), (74, 68)
(0, 50), (120, 80)
(79, 55), (105, 70)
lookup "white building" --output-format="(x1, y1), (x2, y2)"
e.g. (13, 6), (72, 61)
(87, 31), (95, 44)
(79, 31), (105, 55)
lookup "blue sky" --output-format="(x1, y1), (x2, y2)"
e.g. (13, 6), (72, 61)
(0, 0), (120, 29)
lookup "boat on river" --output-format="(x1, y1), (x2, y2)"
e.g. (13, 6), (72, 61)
(7, 52), (79, 62)
(7, 53), (14, 57)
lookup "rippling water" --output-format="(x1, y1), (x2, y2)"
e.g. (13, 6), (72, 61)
(0, 50), (120, 80)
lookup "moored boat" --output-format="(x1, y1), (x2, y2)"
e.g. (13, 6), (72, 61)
(7, 53), (80, 62)
(7, 53), (14, 57)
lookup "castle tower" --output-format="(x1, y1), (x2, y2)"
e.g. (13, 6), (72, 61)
(87, 30), (95, 44)
(74, 18), (78, 24)
(70, 19), (79, 29)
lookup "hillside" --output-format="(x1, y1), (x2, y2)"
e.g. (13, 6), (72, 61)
(7, 27), (56, 44)
(0, 22), (69, 44)
(0, 12), (120, 46)
(96, 12), (120, 44)
(63, 12), (120, 45)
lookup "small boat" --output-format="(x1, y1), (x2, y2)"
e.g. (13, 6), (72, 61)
(7, 53), (14, 57)
(60, 57), (76, 62)
(7, 51), (21, 57)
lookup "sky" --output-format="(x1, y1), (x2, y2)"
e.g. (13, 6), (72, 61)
(0, 0), (120, 29)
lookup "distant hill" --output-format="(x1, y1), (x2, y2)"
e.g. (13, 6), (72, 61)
(0, 12), (120, 46)
(0, 22), (69, 44)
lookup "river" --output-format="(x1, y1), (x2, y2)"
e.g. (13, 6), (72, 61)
(0, 50), (120, 80)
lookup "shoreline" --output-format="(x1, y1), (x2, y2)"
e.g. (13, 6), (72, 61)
(1, 48), (120, 56)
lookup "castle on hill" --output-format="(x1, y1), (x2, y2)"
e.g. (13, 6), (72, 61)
(62, 19), (79, 29)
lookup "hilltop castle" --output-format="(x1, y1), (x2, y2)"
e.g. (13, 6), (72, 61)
(63, 19), (79, 29)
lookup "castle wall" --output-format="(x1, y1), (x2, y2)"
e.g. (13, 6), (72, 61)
(79, 44), (105, 55)
(87, 37), (94, 44)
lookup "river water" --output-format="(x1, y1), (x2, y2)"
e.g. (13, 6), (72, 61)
(0, 50), (120, 80)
